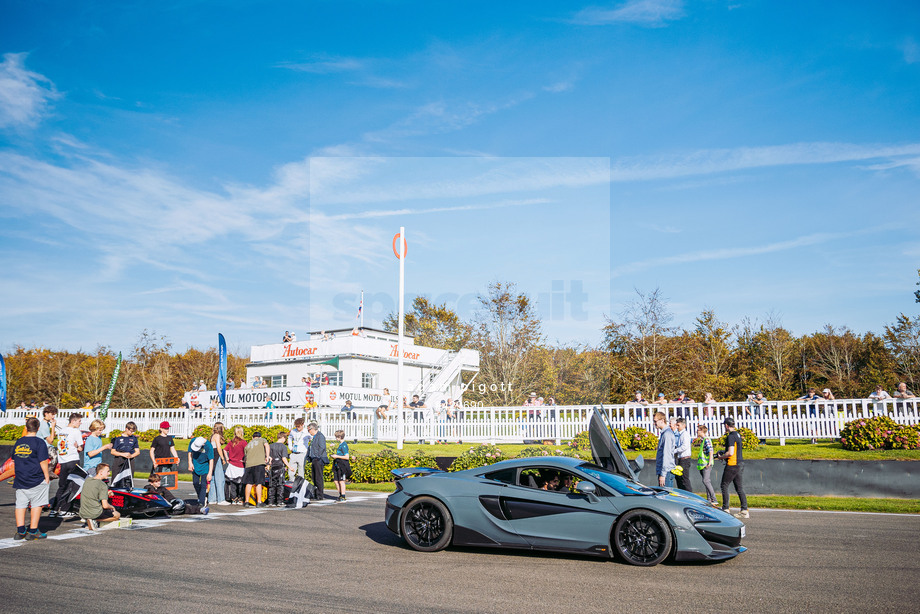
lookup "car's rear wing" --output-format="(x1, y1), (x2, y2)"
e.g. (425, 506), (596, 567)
(391, 467), (445, 480)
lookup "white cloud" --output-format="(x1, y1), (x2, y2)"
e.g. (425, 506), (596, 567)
(276, 54), (364, 74)
(571, 0), (685, 27)
(0, 53), (59, 129)
(610, 142), (920, 182)
(902, 38), (920, 64)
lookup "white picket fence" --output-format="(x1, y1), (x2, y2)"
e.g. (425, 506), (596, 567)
(2, 398), (918, 445)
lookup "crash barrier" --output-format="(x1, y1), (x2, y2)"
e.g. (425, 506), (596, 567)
(0, 398), (917, 445)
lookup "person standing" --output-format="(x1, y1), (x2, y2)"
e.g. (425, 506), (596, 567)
(717, 417), (749, 519)
(696, 425), (717, 505)
(187, 436), (214, 509)
(83, 419), (113, 477)
(287, 418), (309, 481)
(331, 429), (351, 502)
(13, 417), (51, 540)
(306, 422), (328, 500)
(653, 412), (676, 488)
(150, 421), (179, 472)
(210, 422), (229, 505)
(36, 405), (58, 449)
(267, 431), (291, 506)
(110, 422), (140, 489)
(50, 413), (84, 518)
(224, 426), (247, 504)
(243, 430), (270, 507)
(673, 417), (693, 492)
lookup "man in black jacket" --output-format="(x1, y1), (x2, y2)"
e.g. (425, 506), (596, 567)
(306, 423), (328, 500)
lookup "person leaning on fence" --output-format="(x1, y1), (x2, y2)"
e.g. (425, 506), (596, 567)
(13, 417), (51, 541)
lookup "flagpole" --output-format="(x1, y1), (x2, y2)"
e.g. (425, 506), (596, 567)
(360, 290), (365, 328)
(396, 227), (406, 450)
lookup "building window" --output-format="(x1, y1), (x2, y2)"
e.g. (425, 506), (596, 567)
(361, 372), (378, 389)
(268, 375), (287, 388)
(327, 371), (343, 386)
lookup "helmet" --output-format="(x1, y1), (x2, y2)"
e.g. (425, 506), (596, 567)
(169, 498), (186, 514)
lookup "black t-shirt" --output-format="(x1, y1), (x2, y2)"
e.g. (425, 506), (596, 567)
(145, 483), (176, 502)
(13, 435), (50, 490)
(269, 442), (289, 469)
(151, 435), (175, 461)
(726, 430), (744, 465)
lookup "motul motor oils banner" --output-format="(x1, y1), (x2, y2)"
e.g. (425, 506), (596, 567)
(182, 385), (386, 410)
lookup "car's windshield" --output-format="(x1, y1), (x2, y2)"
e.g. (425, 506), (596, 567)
(578, 463), (655, 496)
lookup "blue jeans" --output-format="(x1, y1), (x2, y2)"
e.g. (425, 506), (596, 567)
(193, 473), (208, 506)
(211, 461), (226, 504)
(664, 472), (675, 488)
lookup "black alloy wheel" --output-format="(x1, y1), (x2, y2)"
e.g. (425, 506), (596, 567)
(400, 496), (453, 552)
(613, 509), (673, 566)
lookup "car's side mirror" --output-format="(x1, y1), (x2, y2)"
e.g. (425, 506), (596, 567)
(575, 481), (598, 502)
(630, 454), (645, 473)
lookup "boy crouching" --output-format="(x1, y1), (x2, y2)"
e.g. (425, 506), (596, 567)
(78, 463), (121, 530)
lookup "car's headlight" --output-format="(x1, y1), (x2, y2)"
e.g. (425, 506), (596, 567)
(685, 507), (720, 523)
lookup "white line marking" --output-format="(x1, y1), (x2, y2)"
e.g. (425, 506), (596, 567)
(752, 508), (920, 517)
(0, 539), (25, 549)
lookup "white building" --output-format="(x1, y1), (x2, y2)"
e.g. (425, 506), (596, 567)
(188, 327), (480, 410)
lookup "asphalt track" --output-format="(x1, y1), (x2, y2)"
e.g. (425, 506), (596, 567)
(0, 485), (918, 613)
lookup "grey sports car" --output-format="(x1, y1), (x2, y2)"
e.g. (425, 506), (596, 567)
(385, 410), (747, 565)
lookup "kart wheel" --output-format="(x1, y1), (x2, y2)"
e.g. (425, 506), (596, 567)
(400, 496), (453, 552)
(613, 509), (672, 566)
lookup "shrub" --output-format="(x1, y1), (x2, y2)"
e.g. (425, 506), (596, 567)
(449, 444), (505, 472)
(517, 445), (581, 459)
(568, 431), (590, 451)
(0, 423), (23, 441)
(351, 449), (404, 483)
(137, 429), (160, 442)
(840, 416), (920, 451)
(714, 427), (761, 451)
(615, 426), (659, 451)
(191, 424), (213, 440)
(401, 449), (439, 469)
(108, 429), (123, 439)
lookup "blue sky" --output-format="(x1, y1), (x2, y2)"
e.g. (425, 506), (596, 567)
(1, 0), (919, 355)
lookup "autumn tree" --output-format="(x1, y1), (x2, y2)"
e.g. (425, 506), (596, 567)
(604, 288), (682, 399)
(469, 281), (544, 405)
(383, 296), (472, 351)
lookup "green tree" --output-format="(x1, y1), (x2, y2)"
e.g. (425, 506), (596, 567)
(383, 296), (472, 350)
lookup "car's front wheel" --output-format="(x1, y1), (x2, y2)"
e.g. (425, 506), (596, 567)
(400, 496), (453, 552)
(613, 509), (672, 566)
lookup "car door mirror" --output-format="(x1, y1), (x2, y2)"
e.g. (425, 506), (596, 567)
(575, 481), (595, 495)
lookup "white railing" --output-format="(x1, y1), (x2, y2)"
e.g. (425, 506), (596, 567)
(1, 398), (917, 445)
